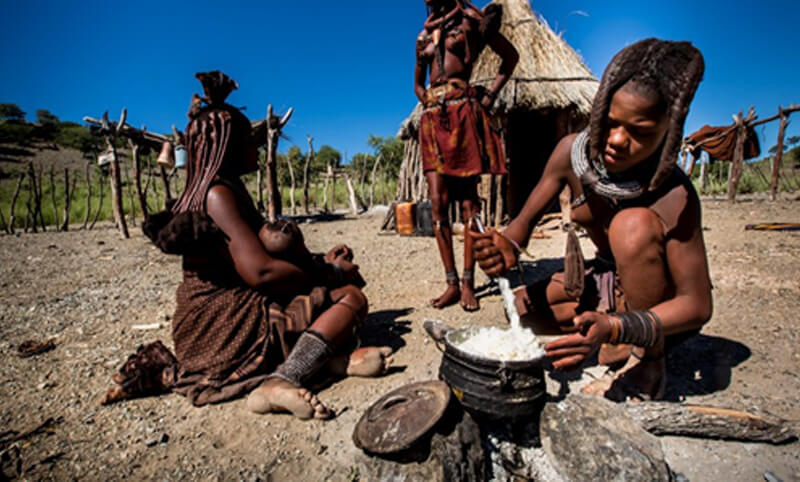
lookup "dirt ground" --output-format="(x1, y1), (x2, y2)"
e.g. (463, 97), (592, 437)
(1, 195), (799, 481)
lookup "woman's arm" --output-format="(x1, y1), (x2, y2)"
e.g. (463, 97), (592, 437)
(415, 39), (429, 103)
(472, 134), (574, 276)
(206, 184), (312, 298)
(482, 31), (518, 106)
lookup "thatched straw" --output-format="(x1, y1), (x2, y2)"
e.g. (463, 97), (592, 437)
(400, 0), (597, 138)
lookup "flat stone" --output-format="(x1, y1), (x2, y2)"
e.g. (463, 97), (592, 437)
(541, 394), (671, 482)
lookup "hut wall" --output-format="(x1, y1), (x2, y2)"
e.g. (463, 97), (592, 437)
(506, 107), (588, 217)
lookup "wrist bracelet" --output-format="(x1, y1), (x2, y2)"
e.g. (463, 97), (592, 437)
(610, 310), (662, 347)
(608, 315), (621, 344)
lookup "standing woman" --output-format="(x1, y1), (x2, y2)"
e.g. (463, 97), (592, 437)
(415, 0), (518, 311)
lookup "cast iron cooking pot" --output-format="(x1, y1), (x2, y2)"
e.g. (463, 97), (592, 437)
(423, 320), (546, 419)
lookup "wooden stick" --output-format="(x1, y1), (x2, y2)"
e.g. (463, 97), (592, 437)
(102, 110), (129, 238)
(82, 162), (92, 230)
(771, 107), (788, 201)
(370, 155), (382, 207)
(123, 156), (136, 227)
(90, 170), (105, 230)
(49, 166), (60, 230)
(728, 113), (746, 203)
(286, 151), (296, 215)
(8, 172), (24, 234)
(625, 402), (798, 444)
(304, 136), (313, 215)
(345, 175), (365, 214)
(264, 105), (293, 222)
(0, 196), (7, 234)
(159, 166), (172, 206)
(61, 169), (77, 231)
(33, 163), (46, 232)
(129, 139), (148, 219)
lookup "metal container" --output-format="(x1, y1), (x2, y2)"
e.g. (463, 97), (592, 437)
(174, 144), (187, 168)
(424, 320), (546, 419)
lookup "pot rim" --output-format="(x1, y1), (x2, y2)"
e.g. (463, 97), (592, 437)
(442, 326), (545, 368)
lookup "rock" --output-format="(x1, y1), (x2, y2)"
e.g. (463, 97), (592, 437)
(540, 394), (671, 482)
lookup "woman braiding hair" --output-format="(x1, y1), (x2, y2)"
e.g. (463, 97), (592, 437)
(472, 39), (711, 402)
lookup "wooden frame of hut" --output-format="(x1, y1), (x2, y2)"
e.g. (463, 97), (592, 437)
(396, 0), (598, 225)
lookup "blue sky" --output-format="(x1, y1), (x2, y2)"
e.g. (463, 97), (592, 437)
(1, 0), (798, 158)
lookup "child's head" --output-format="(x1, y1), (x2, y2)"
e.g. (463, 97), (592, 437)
(589, 39), (705, 190)
(258, 220), (309, 261)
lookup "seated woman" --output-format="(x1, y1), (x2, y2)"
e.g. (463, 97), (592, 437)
(472, 40), (712, 401)
(103, 71), (391, 420)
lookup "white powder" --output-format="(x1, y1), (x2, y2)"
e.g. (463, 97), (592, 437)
(455, 275), (544, 361)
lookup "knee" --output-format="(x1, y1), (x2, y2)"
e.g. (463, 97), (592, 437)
(609, 208), (664, 264)
(429, 194), (448, 218)
(338, 284), (368, 321)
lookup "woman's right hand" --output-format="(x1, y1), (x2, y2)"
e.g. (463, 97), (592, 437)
(469, 229), (518, 277)
(325, 244), (354, 264)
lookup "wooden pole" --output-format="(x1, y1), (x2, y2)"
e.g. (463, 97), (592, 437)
(303, 136), (313, 215)
(771, 107), (788, 201)
(101, 110), (130, 238)
(686, 151), (699, 179)
(370, 155), (382, 207)
(61, 169), (77, 231)
(82, 162), (92, 229)
(256, 167), (265, 213)
(698, 154), (708, 194)
(286, 152), (297, 215)
(49, 166), (60, 229)
(27, 163), (44, 232)
(90, 170), (105, 230)
(129, 139), (148, 219)
(159, 167), (172, 206)
(331, 165), (338, 211)
(727, 113), (746, 203)
(0, 200), (6, 234)
(345, 175), (365, 214)
(264, 105), (293, 222)
(8, 172), (24, 234)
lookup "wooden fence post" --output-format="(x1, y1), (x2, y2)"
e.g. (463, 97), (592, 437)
(264, 105), (293, 222)
(90, 170), (105, 230)
(49, 166), (60, 229)
(727, 112), (746, 203)
(771, 107), (787, 201)
(82, 162), (92, 229)
(303, 136), (313, 215)
(61, 169), (77, 231)
(129, 138), (148, 219)
(101, 110), (130, 238)
(8, 172), (24, 234)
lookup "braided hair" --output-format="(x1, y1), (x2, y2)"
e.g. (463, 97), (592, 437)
(588, 39), (705, 191)
(172, 71), (252, 214)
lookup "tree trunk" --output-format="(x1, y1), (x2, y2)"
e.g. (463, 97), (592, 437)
(61, 169), (77, 231)
(49, 166), (60, 230)
(0, 197), (7, 234)
(123, 158), (136, 227)
(107, 139), (130, 238)
(686, 151), (699, 179)
(771, 107), (787, 201)
(159, 166), (172, 207)
(303, 136), (313, 215)
(82, 163), (92, 229)
(8, 172), (24, 234)
(322, 164), (332, 213)
(286, 154), (296, 215)
(27, 163), (44, 232)
(698, 154), (708, 194)
(256, 167), (265, 214)
(345, 175), (365, 215)
(90, 171), (105, 230)
(129, 140), (148, 219)
(370, 155), (382, 207)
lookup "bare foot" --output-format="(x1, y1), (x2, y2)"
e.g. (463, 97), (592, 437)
(603, 350), (666, 402)
(460, 282), (479, 312)
(597, 343), (633, 366)
(329, 346), (393, 377)
(430, 284), (460, 309)
(581, 349), (666, 402)
(246, 378), (332, 420)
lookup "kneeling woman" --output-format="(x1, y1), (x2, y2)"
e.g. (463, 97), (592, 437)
(104, 72), (391, 419)
(473, 40), (712, 400)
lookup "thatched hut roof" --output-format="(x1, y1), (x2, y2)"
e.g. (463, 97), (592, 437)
(400, 0), (598, 138)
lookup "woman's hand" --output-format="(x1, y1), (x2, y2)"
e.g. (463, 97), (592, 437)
(470, 229), (517, 277)
(325, 244), (353, 264)
(544, 312), (614, 370)
(480, 91), (496, 109)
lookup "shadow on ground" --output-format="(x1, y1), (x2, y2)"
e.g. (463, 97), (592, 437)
(664, 334), (751, 401)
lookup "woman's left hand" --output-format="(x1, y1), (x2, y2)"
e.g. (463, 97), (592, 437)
(481, 92), (495, 109)
(325, 244), (353, 263)
(544, 312), (614, 370)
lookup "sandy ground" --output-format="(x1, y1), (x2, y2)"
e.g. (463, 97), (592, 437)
(1, 195), (799, 481)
